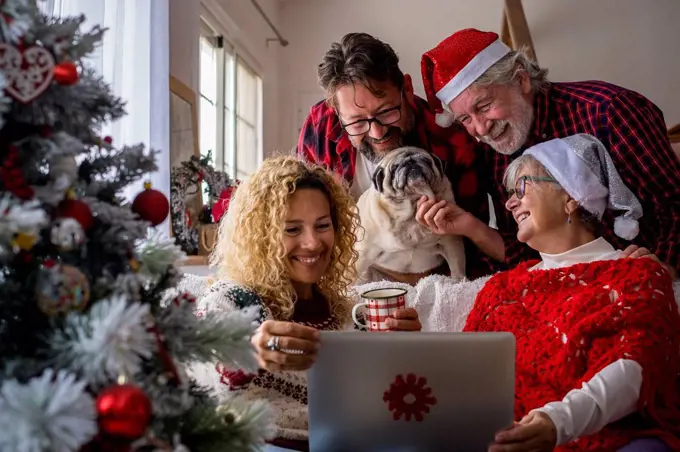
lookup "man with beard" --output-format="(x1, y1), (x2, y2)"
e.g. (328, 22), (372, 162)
(417, 28), (680, 276)
(297, 32), (503, 280)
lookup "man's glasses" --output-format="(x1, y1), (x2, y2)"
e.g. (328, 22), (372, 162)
(340, 94), (403, 136)
(507, 175), (557, 199)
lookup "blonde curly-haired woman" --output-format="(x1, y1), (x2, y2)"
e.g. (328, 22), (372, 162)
(192, 156), (421, 451)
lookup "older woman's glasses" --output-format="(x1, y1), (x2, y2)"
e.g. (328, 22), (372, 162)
(508, 175), (557, 200)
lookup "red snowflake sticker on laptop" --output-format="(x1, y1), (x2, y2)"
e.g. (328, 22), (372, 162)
(383, 373), (437, 421)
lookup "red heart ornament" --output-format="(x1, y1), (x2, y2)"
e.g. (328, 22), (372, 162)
(0, 43), (55, 103)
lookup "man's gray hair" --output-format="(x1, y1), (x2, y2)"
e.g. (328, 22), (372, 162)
(474, 47), (550, 92)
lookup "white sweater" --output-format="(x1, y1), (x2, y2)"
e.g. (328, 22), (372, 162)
(187, 280), (344, 442)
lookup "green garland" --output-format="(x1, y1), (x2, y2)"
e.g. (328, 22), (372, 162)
(170, 152), (233, 255)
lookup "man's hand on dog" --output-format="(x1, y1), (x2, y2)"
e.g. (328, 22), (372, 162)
(621, 245), (677, 279)
(415, 196), (476, 237)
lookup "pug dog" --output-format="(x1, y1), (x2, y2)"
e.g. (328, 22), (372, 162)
(355, 146), (466, 284)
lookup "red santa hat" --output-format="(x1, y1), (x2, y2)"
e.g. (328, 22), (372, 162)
(421, 29), (511, 128)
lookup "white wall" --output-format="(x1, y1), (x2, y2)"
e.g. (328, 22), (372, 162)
(169, 0), (282, 158)
(278, 0), (680, 150)
(169, 0), (200, 91)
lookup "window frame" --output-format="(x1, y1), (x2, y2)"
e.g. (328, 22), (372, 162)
(198, 9), (263, 180)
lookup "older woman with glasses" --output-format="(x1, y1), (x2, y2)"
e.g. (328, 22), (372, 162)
(460, 134), (680, 451)
(357, 135), (680, 451)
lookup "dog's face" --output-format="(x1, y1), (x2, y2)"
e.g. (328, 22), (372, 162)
(371, 147), (446, 200)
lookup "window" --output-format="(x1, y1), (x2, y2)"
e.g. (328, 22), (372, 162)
(38, 0), (171, 209)
(199, 20), (263, 180)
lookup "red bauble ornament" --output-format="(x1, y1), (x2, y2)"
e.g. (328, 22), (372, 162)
(57, 198), (94, 230)
(132, 182), (169, 226)
(54, 61), (79, 85)
(96, 384), (152, 441)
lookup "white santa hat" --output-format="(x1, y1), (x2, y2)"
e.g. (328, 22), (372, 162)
(421, 28), (511, 128)
(524, 134), (643, 240)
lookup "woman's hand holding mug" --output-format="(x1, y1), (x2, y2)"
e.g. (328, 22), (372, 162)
(251, 320), (320, 372)
(352, 288), (422, 332)
(385, 307), (421, 331)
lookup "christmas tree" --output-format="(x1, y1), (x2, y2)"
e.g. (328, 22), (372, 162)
(0, 1), (272, 450)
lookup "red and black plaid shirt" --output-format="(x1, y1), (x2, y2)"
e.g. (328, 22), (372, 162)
(485, 81), (680, 273)
(297, 95), (494, 278)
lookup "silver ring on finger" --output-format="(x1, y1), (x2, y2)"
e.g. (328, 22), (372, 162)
(267, 335), (280, 352)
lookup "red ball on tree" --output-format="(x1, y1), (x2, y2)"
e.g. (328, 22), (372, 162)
(96, 384), (152, 441)
(57, 195), (94, 230)
(54, 61), (79, 85)
(132, 182), (169, 226)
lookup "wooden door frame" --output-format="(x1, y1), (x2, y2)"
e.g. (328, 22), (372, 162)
(500, 0), (537, 63)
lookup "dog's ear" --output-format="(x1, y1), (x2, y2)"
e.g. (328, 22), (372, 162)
(372, 167), (385, 193)
(431, 154), (446, 176)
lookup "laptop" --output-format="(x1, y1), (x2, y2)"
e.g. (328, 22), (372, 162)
(307, 331), (515, 452)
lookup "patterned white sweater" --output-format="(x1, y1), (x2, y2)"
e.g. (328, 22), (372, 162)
(187, 279), (344, 442)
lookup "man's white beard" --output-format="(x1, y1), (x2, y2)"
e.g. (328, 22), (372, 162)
(481, 91), (534, 155)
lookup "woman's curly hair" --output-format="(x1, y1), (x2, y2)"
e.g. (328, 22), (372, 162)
(210, 156), (360, 324)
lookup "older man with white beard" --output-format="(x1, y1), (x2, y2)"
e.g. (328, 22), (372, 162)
(416, 28), (680, 277)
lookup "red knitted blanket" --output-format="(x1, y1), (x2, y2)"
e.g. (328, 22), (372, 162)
(464, 258), (680, 451)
